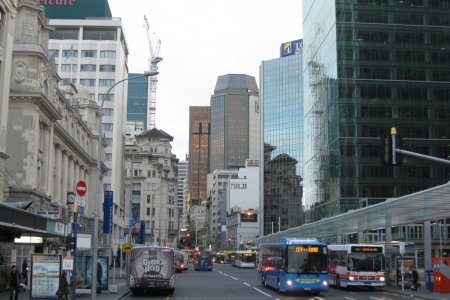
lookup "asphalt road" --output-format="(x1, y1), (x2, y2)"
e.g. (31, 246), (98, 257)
(124, 263), (433, 300)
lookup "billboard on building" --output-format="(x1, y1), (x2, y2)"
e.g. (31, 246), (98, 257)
(280, 39), (303, 57)
(38, 0), (112, 19)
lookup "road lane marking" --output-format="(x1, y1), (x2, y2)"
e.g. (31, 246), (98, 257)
(344, 297), (356, 300)
(243, 282), (251, 287)
(253, 287), (272, 297)
(369, 297), (383, 300)
(230, 276), (238, 280)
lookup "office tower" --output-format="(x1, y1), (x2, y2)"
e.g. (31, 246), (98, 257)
(177, 158), (189, 218)
(188, 106), (210, 206)
(303, 0), (450, 223)
(209, 74), (260, 173)
(127, 73), (149, 129)
(260, 40), (304, 236)
(46, 1), (130, 237)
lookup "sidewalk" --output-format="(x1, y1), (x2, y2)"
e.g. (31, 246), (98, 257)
(384, 283), (450, 300)
(0, 268), (130, 300)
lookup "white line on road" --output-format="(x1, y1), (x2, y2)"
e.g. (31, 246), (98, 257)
(344, 297), (356, 300)
(369, 297), (384, 300)
(312, 297), (324, 300)
(243, 282), (251, 287)
(230, 276), (238, 280)
(253, 287), (272, 297)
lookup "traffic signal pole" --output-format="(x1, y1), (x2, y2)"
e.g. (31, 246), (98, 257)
(396, 148), (450, 165)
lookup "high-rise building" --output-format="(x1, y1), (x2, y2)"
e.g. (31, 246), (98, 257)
(260, 40), (304, 236)
(302, 0), (450, 223)
(188, 106), (210, 206)
(209, 74), (260, 172)
(127, 73), (149, 129)
(46, 2), (130, 238)
(177, 157), (189, 218)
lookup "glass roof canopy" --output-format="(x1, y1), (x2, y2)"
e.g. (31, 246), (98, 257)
(257, 182), (450, 244)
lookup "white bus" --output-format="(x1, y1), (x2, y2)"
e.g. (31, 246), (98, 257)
(232, 251), (256, 268)
(328, 244), (385, 289)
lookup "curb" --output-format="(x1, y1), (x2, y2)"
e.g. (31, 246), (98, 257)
(385, 288), (446, 300)
(113, 290), (130, 300)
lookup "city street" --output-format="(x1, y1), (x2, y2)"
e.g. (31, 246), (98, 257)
(124, 263), (437, 300)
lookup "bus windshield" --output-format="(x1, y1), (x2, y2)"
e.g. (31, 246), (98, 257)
(348, 253), (384, 272)
(287, 245), (328, 274)
(241, 253), (255, 263)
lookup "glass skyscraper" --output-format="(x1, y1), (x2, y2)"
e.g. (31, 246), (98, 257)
(209, 74), (260, 173)
(261, 43), (304, 235)
(303, 0), (450, 223)
(127, 73), (149, 129)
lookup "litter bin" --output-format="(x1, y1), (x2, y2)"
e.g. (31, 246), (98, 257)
(425, 268), (434, 291)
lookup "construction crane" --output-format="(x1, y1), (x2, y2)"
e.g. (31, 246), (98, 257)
(144, 15), (162, 130)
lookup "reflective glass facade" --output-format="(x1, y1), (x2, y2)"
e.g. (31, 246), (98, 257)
(127, 73), (148, 129)
(210, 74), (259, 172)
(303, 0), (450, 223)
(261, 53), (304, 235)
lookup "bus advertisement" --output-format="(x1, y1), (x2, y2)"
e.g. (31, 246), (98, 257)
(328, 244), (385, 289)
(129, 246), (176, 294)
(232, 251), (256, 268)
(258, 238), (329, 294)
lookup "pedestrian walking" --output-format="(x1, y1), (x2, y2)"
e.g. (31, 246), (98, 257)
(8, 265), (23, 300)
(22, 259), (28, 286)
(56, 271), (69, 300)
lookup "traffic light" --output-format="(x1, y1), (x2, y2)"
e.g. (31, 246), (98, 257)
(381, 127), (402, 166)
(65, 235), (76, 250)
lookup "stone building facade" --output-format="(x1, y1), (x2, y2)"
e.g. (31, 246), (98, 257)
(0, 0), (18, 202)
(3, 0), (104, 248)
(125, 128), (179, 246)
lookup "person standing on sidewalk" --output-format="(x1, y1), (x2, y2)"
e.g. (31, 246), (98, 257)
(8, 265), (22, 300)
(57, 271), (69, 300)
(22, 259), (28, 286)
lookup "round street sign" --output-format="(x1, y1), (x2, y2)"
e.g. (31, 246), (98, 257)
(123, 243), (132, 254)
(76, 181), (87, 197)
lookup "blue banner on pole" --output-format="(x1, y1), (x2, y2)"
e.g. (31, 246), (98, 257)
(139, 220), (146, 244)
(103, 191), (113, 234)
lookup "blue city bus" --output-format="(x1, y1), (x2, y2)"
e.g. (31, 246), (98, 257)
(258, 238), (329, 294)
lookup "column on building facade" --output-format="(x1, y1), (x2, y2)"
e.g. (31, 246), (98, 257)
(74, 161), (80, 185)
(47, 126), (55, 197)
(424, 220), (432, 270)
(357, 231), (364, 244)
(62, 151), (69, 202)
(68, 156), (74, 193)
(385, 226), (392, 246)
(56, 146), (63, 203)
(53, 144), (60, 203)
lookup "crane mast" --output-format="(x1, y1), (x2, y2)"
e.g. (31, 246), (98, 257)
(144, 15), (162, 130)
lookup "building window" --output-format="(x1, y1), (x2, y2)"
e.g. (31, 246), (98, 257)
(103, 184), (111, 191)
(50, 28), (78, 39)
(81, 50), (97, 58)
(62, 49), (78, 58)
(99, 79), (115, 87)
(102, 109), (114, 116)
(83, 28), (116, 40)
(80, 64), (97, 72)
(47, 49), (59, 58)
(105, 138), (113, 146)
(102, 123), (113, 131)
(99, 65), (115, 72)
(147, 195), (151, 203)
(98, 94), (114, 102)
(61, 64), (77, 72)
(100, 50), (116, 58)
(80, 79), (95, 86)
(105, 153), (112, 161)
(146, 208), (150, 216)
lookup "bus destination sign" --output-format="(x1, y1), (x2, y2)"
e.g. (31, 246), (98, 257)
(351, 246), (383, 253)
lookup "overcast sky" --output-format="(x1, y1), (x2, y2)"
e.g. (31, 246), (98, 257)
(108, 0), (303, 160)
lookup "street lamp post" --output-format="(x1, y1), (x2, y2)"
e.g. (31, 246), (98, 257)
(91, 71), (158, 300)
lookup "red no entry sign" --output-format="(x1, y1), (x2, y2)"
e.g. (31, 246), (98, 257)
(76, 181), (87, 196)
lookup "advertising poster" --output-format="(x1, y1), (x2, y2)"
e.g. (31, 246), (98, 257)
(31, 254), (61, 299)
(85, 256), (109, 290)
(396, 257), (416, 287)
